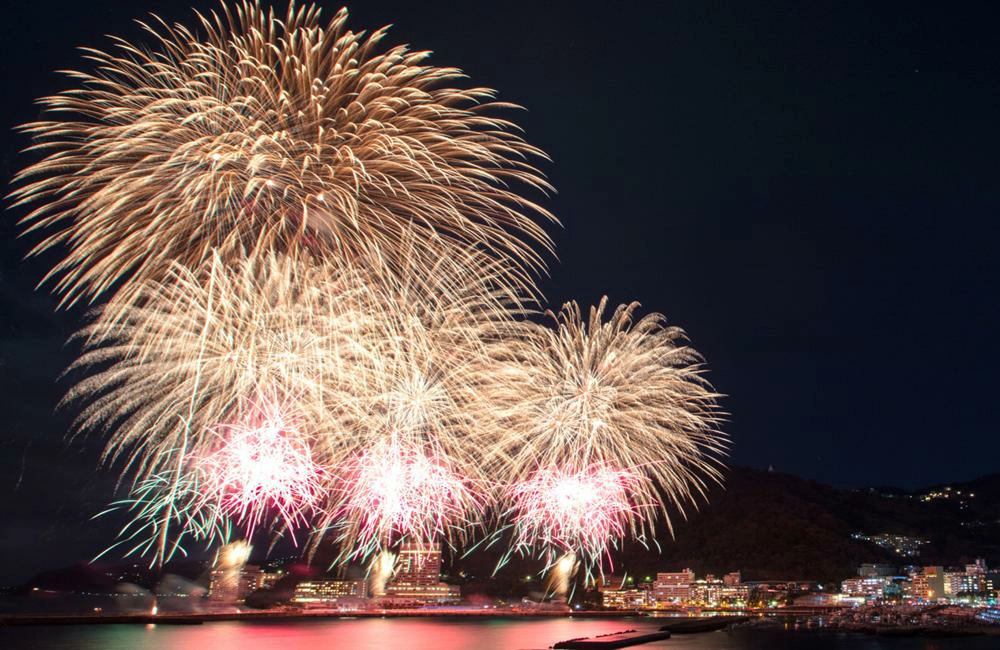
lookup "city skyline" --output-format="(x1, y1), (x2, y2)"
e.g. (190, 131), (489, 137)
(12, 537), (998, 611)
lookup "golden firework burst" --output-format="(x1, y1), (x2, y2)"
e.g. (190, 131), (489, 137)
(485, 297), (727, 549)
(11, 1), (554, 306)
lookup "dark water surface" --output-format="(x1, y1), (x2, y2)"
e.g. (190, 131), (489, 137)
(0, 618), (996, 650)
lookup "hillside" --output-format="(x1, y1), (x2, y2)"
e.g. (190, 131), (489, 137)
(624, 467), (999, 582)
(451, 467), (1000, 585)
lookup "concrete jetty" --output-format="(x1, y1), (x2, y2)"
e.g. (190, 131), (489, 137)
(658, 614), (749, 633)
(552, 629), (670, 649)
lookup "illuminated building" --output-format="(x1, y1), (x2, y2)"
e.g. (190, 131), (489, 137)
(857, 563), (896, 578)
(602, 569), (748, 609)
(594, 575), (630, 592)
(597, 574), (646, 609)
(962, 559), (989, 595)
(392, 542), (442, 586)
(383, 541), (461, 605)
(208, 564), (262, 604)
(922, 566), (945, 601)
(943, 571), (965, 596)
(908, 570), (932, 602)
(840, 577), (889, 600)
(601, 588), (649, 609)
(653, 569), (694, 605)
(292, 579), (368, 606)
(934, 560), (992, 598)
(689, 574), (749, 607)
(967, 558), (988, 576)
(382, 581), (461, 604)
(259, 569), (285, 590)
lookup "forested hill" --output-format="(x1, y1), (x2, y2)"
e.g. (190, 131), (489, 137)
(453, 466), (1000, 586)
(616, 466), (1000, 583)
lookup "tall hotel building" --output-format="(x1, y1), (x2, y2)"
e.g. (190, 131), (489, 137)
(653, 569), (695, 605)
(384, 541), (461, 604)
(394, 542), (443, 586)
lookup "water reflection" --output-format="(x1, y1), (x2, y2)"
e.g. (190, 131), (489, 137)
(1, 619), (998, 650)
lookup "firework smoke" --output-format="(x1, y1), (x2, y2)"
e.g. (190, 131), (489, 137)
(369, 550), (397, 598)
(548, 552), (578, 601)
(210, 540), (253, 600)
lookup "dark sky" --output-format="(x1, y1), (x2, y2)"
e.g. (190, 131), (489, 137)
(2, 1), (999, 584)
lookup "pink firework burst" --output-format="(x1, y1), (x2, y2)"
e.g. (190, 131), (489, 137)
(338, 438), (481, 556)
(508, 463), (648, 566)
(198, 402), (326, 540)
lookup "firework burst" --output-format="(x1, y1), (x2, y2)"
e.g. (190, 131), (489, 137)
(309, 241), (521, 561)
(8, 0), (730, 576)
(487, 297), (726, 567)
(334, 436), (483, 560)
(507, 463), (649, 567)
(11, 1), (554, 307)
(196, 397), (327, 540)
(70, 242), (517, 561)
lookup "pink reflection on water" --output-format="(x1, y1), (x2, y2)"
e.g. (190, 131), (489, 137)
(82, 618), (673, 650)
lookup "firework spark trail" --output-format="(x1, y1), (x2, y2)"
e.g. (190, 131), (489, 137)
(10, 1), (555, 308)
(67, 245), (515, 558)
(64, 252), (376, 556)
(196, 397), (327, 541)
(92, 446), (231, 568)
(307, 241), (525, 562)
(67, 242), (519, 559)
(485, 297), (727, 570)
(9, 0), (557, 563)
(65, 252), (373, 483)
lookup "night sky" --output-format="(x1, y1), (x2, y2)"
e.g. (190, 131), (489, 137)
(2, 1), (999, 584)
